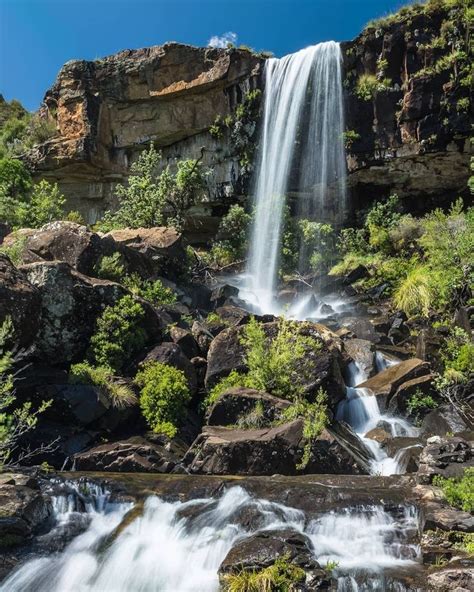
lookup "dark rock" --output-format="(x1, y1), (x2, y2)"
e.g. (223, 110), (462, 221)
(206, 388), (290, 427)
(358, 358), (431, 408)
(388, 312), (410, 344)
(344, 338), (376, 379)
(382, 437), (423, 473)
(73, 436), (187, 472)
(417, 435), (473, 484)
(422, 502), (474, 533)
(204, 325), (247, 389)
(340, 317), (382, 343)
(0, 254), (41, 347)
(0, 478), (52, 548)
(210, 284), (239, 308)
(343, 265), (368, 285)
(142, 342), (197, 394)
(169, 326), (200, 359)
(422, 405), (471, 438)
(191, 320), (214, 356)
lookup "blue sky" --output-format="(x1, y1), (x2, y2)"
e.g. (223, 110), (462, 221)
(1, 0), (414, 111)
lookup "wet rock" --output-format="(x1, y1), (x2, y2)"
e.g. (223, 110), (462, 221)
(343, 265), (369, 285)
(191, 320), (214, 356)
(307, 424), (370, 475)
(417, 435), (473, 484)
(73, 436), (186, 473)
(206, 387), (290, 427)
(344, 338), (376, 379)
(0, 477), (52, 548)
(210, 284), (239, 308)
(0, 253), (41, 347)
(382, 438), (423, 473)
(358, 358), (431, 408)
(426, 566), (474, 592)
(218, 528), (330, 589)
(422, 405), (471, 438)
(142, 342), (198, 394)
(184, 421), (304, 475)
(169, 326), (200, 359)
(365, 427), (392, 444)
(340, 317), (382, 343)
(388, 311), (410, 344)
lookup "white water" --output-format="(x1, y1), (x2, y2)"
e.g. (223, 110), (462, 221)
(1, 484), (420, 592)
(244, 41), (346, 316)
(337, 360), (419, 476)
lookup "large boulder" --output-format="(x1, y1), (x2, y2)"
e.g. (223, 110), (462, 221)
(73, 436), (186, 472)
(0, 254), (41, 347)
(358, 358), (431, 408)
(388, 374), (437, 417)
(106, 227), (186, 279)
(20, 261), (124, 363)
(426, 567), (474, 592)
(20, 261), (163, 364)
(204, 321), (346, 408)
(343, 338), (376, 379)
(0, 475), (52, 548)
(417, 435), (474, 484)
(206, 387), (290, 427)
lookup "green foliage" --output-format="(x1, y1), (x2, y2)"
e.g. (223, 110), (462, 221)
(342, 130), (361, 149)
(207, 317), (323, 407)
(210, 204), (251, 267)
(394, 266), (434, 317)
(0, 317), (52, 466)
(221, 554), (306, 592)
(456, 97), (470, 112)
(298, 220), (335, 273)
(355, 74), (391, 101)
(236, 400), (266, 429)
(281, 388), (328, 469)
(94, 253), (125, 282)
(440, 328), (474, 384)
(65, 210), (85, 224)
(406, 390), (438, 418)
(135, 361), (190, 438)
(433, 467), (474, 513)
(89, 295), (147, 373)
(98, 144), (207, 232)
(0, 158), (32, 198)
(0, 234), (27, 266)
(22, 180), (65, 228)
(69, 362), (137, 409)
(123, 274), (177, 305)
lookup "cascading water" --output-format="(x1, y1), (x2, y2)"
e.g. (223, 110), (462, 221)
(337, 359), (420, 476)
(242, 41), (347, 315)
(1, 484), (421, 592)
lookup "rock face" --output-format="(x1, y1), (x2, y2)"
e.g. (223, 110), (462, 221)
(417, 435), (473, 484)
(26, 44), (263, 234)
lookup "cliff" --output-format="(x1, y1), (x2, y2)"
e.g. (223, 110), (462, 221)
(26, 1), (471, 234)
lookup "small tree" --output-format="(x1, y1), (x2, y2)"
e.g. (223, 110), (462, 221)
(23, 180), (65, 227)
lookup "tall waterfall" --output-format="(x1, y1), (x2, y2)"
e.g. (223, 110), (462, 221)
(244, 41), (347, 314)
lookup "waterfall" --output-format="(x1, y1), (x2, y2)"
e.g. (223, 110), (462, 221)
(243, 41), (347, 315)
(1, 484), (421, 592)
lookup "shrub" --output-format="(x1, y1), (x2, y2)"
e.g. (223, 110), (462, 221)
(69, 362), (137, 409)
(441, 328), (474, 383)
(135, 361), (190, 438)
(297, 220), (335, 274)
(0, 233), (27, 266)
(211, 204), (251, 266)
(342, 130), (361, 149)
(123, 274), (177, 305)
(89, 295), (147, 373)
(406, 390), (438, 418)
(98, 144), (207, 231)
(433, 467), (474, 513)
(94, 253), (126, 282)
(23, 180), (65, 228)
(221, 554), (305, 592)
(0, 157), (31, 198)
(65, 210), (85, 224)
(394, 266), (434, 317)
(355, 74), (391, 101)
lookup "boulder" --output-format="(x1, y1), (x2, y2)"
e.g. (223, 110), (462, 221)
(422, 405), (471, 437)
(422, 502), (474, 533)
(204, 325), (247, 389)
(0, 254), (41, 347)
(20, 261), (127, 363)
(340, 317), (383, 343)
(426, 567), (474, 592)
(388, 374), (436, 416)
(169, 326), (200, 359)
(343, 265), (369, 285)
(106, 227), (186, 279)
(358, 358), (431, 408)
(191, 320), (214, 356)
(210, 284), (239, 308)
(0, 477), (52, 548)
(417, 435), (474, 484)
(142, 342), (197, 394)
(206, 387), (290, 427)
(218, 529), (329, 589)
(73, 436), (186, 472)
(184, 421), (304, 475)
(343, 338), (376, 379)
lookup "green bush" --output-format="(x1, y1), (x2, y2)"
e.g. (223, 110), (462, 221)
(394, 266), (434, 317)
(98, 144), (207, 232)
(355, 74), (391, 101)
(89, 295), (147, 373)
(207, 317), (323, 406)
(342, 130), (361, 149)
(433, 467), (474, 513)
(135, 361), (190, 438)
(210, 204), (251, 267)
(69, 362), (137, 409)
(221, 554), (305, 592)
(94, 253), (126, 282)
(23, 180), (65, 227)
(123, 274), (177, 305)
(406, 390), (438, 418)
(441, 328), (474, 384)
